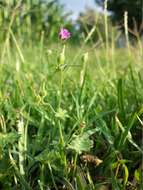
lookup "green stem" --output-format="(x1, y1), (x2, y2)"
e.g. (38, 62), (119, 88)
(48, 162), (58, 190)
(58, 69), (63, 108)
(73, 153), (78, 176)
(39, 164), (44, 190)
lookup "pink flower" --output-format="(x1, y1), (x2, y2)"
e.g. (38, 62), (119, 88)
(59, 28), (71, 40)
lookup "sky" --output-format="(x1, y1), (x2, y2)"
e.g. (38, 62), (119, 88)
(60, 0), (101, 20)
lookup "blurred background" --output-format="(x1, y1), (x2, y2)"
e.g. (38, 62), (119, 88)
(0, 0), (142, 45)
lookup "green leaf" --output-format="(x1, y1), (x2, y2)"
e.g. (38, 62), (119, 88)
(0, 132), (20, 148)
(55, 108), (68, 120)
(117, 78), (125, 122)
(119, 112), (137, 149)
(67, 129), (96, 154)
(96, 119), (114, 145)
(123, 164), (129, 186)
(35, 149), (59, 163)
(134, 169), (142, 183)
(35, 149), (63, 171)
(116, 116), (143, 153)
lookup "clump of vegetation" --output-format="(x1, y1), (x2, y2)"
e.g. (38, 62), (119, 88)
(0, 0), (142, 190)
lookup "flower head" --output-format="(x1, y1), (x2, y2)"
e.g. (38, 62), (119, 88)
(59, 28), (71, 40)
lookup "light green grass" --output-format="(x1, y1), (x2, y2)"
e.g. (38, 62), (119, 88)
(0, 41), (143, 190)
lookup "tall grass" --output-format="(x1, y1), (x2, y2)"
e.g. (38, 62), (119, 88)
(0, 0), (67, 43)
(0, 1), (143, 190)
(0, 36), (143, 189)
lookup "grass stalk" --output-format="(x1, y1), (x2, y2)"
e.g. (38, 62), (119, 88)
(124, 11), (130, 55)
(48, 162), (58, 190)
(17, 117), (25, 176)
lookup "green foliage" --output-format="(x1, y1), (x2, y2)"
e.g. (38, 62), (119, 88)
(0, 14), (143, 188)
(68, 129), (96, 154)
(0, 132), (19, 148)
(0, 43), (142, 189)
(0, 0), (71, 42)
